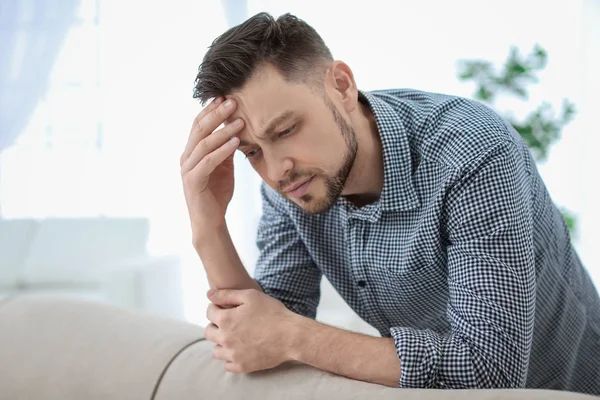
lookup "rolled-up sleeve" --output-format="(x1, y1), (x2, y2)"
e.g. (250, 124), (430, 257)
(254, 183), (322, 319)
(391, 141), (536, 388)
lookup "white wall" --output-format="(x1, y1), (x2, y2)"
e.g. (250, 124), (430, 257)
(576, 0), (600, 286)
(2, 0), (598, 328)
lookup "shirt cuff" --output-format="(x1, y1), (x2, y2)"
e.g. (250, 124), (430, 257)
(390, 326), (444, 388)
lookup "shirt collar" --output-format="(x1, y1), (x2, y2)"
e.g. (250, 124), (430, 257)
(358, 90), (419, 213)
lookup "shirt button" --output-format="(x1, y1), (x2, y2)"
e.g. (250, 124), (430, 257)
(357, 280), (366, 288)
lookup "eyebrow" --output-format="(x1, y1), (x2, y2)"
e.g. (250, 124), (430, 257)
(238, 110), (296, 147)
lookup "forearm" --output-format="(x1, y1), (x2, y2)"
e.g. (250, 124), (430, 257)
(194, 224), (262, 291)
(288, 316), (400, 387)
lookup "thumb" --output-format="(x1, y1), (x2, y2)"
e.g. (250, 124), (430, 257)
(207, 289), (245, 307)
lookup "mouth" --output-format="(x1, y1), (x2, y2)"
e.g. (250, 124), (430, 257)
(285, 176), (314, 198)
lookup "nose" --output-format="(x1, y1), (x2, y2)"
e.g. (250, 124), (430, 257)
(264, 149), (292, 183)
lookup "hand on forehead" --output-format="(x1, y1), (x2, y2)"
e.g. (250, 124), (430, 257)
(223, 93), (296, 143)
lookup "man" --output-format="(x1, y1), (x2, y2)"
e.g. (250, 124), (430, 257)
(180, 12), (600, 393)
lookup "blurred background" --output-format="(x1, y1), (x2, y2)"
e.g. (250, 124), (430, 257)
(1, 0), (598, 335)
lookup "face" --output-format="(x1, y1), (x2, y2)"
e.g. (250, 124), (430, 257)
(226, 64), (358, 214)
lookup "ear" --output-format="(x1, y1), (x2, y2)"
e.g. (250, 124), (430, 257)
(327, 61), (359, 114)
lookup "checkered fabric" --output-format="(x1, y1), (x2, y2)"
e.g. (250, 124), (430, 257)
(253, 89), (600, 394)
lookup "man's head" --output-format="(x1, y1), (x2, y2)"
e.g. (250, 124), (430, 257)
(194, 13), (362, 214)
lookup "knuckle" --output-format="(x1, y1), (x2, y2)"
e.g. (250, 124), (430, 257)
(221, 334), (232, 347)
(196, 119), (206, 134)
(214, 105), (225, 118)
(209, 108), (221, 123)
(219, 313), (231, 326)
(193, 115), (201, 129)
(195, 109), (207, 124)
(181, 173), (193, 187)
(201, 154), (213, 167)
(197, 138), (209, 154)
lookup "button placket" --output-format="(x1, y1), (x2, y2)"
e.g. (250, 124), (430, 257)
(351, 219), (368, 288)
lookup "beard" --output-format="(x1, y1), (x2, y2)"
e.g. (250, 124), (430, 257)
(279, 97), (358, 215)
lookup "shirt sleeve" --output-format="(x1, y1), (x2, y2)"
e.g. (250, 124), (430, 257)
(254, 183), (322, 319)
(390, 140), (536, 389)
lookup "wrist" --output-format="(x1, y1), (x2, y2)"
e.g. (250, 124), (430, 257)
(192, 221), (228, 251)
(285, 313), (314, 362)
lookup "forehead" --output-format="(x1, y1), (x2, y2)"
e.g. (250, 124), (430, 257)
(225, 65), (316, 133)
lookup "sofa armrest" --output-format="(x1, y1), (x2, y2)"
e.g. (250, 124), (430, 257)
(0, 295), (596, 400)
(0, 295), (203, 400)
(154, 340), (598, 400)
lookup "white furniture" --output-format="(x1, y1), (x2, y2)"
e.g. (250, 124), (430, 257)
(0, 218), (184, 319)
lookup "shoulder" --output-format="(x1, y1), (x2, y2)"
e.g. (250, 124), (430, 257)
(370, 88), (522, 171)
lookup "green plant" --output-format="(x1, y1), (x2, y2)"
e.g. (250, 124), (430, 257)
(457, 44), (577, 234)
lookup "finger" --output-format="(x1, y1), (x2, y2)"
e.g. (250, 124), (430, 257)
(181, 97), (223, 166)
(207, 288), (251, 307)
(181, 98), (237, 165)
(206, 304), (223, 326)
(190, 96), (223, 135)
(181, 118), (244, 174)
(187, 135), (239, 179)
(224, 362), (242, 373)
(204, 322), (220, 343)
(213, 344), (231, 362)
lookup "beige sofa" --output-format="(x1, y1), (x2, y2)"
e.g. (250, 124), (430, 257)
(0, 295), (597, 400)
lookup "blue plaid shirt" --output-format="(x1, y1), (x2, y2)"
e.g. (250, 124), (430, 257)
(254, 89), (600, 394)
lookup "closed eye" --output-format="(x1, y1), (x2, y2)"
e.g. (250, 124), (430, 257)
(244, 124), (296, 159)
(245, 148), (261, 159)
(278, 124), (295, 138)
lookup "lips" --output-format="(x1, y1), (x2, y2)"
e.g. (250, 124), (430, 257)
(285, 177), (311, 193)
(285, 176), (314, 198)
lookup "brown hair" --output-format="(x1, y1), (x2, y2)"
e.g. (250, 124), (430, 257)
(193, 12), (333, 105)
